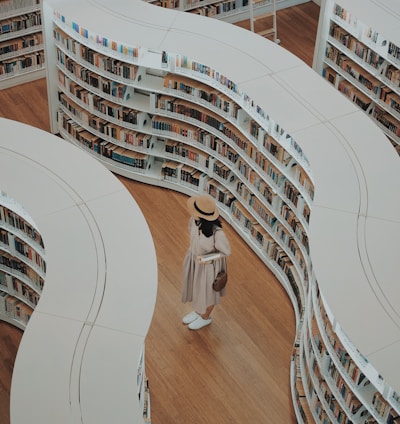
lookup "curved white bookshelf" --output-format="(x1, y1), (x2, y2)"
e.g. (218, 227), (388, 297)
(313, 0), (400, 154)
(0, 192), (46, 330)
(41, 0), (400, 422)
(0, 117), (157, 423)
(144, 0), (307, 25)
(0, 0), (46, 89)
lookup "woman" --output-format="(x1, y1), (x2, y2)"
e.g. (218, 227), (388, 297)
(181, 194), (231, 330)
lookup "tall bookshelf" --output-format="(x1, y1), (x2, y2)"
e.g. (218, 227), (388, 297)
(313, 0), (400, 154)
(146, 0), (308, 24)
(42, 0), (400, 423)
(0, 0), (46, 89)
(1, 117), (157, 424)
(0, 192), (46, 330)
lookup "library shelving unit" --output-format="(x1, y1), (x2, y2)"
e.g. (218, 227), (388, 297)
(0, 192), (46, 330)
(313, 0), (400, 154)
(0, 0), (46, 89)
(0, 117), (157, 423)
(249, 0), (279, 43)
(42, 0), (400, 423)
(146, 0), (308, 25)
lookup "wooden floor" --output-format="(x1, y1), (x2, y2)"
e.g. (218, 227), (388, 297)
(0, 2), (319, 423)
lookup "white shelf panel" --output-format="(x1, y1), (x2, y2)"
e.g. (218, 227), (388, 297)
(10, 313), (84, 422)
(291, 122), (361, 213)
(82, 190), (157, 336)
(79, 326), (146, 423)
(309, 204), (400, 390)
(364, 216), (400, 388)
(276, 64), (359, 123)
(0, 119), (125, 208)
(331, 112), (400, 222)
(32, 205), (105, 320)
(239, 74), (321, 136)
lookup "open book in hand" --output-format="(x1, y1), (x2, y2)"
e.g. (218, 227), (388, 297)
(199, 252), (221, 263)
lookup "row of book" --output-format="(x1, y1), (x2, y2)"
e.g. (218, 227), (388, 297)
(0, 195), (44, 329)
(0, 11), (41, 35)
(0, 32), (42, 57)
(0, 50), (44, 75)
(59, 111), (150, 171)
(308, 318), (366, 423)
(323, 65), (400, 152)
(373, 105), (400, 137)
(338, 79), (371, 111)
(13, 237), (46, 273)
(1, 272), (40, 308)
(78, 43), (138, 80)
(327, 42), (381, 95)
(56, 39), (312, 203)
(316, 295), (366, 387)
(388, 42), (400, 61)
(54, 18), (139, 59)
(0, 292), (32, 326)
(0, 205), (44, 247)
(164, 73), (240, 119)
(329, 25), (384, 70)
(308, 290), (400, 424)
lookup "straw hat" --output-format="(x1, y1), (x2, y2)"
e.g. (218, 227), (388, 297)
(187, 194), (219, 221)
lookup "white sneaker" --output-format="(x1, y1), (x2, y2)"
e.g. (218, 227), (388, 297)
(182, 311), (200, 325)
(188, 316), (212, 330)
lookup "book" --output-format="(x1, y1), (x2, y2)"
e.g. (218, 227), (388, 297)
(199, 252), (221, 263)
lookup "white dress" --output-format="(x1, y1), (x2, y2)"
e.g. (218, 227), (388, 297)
(181, 217), (231, 314)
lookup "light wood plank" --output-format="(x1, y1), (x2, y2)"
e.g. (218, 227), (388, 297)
(118, 180), (297, 423)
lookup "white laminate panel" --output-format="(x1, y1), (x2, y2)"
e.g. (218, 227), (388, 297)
(84, 191), (158, 336)
(33, 205), (105, 321)
(79, 326), (146, 424)
(330, 113), (400, 223)
(367, 339), (400, 394)
(10, 313), (83, 423)
(308, 207), (367, 305)
(240, 74), (321, 135)
(309, 207), (400, 365)
(0, 118), (126, 206)
(364, 217), (400, 329)
(0, 147), (77, 218)
(291, 122), (361, 213)
(276, 65), (359, 122)
(92, 0), (180, 30)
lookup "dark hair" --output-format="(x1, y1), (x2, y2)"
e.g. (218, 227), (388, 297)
(196, 217), (222, 237)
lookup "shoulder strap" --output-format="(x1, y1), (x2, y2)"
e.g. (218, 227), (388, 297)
(213, 227), (221, 248)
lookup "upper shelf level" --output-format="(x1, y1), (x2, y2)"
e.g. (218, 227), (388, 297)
(0, 117), (157, 423)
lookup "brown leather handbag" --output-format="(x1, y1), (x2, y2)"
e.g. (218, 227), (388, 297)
(213, 270), (228, 291)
